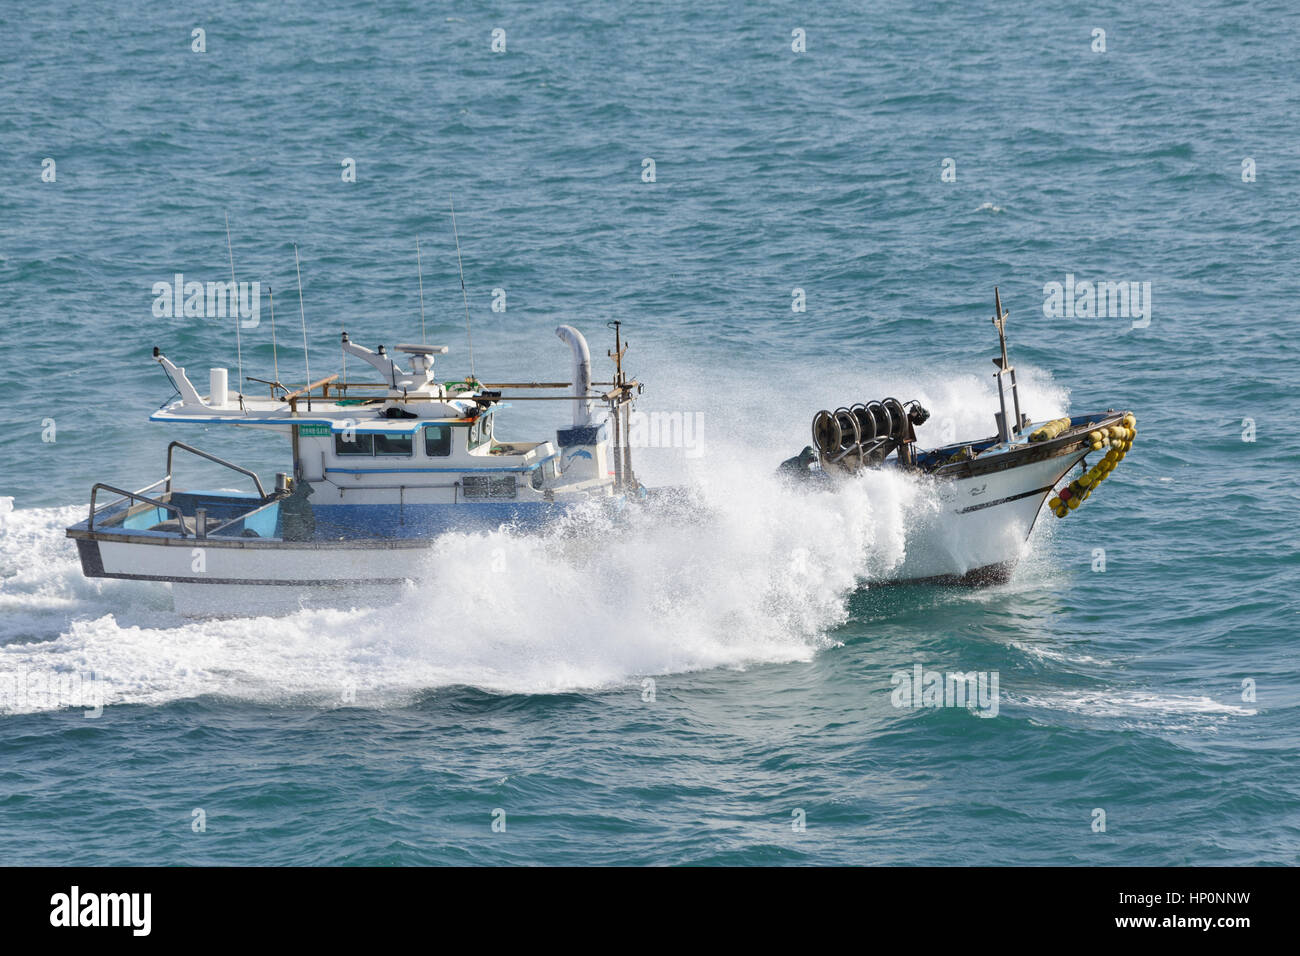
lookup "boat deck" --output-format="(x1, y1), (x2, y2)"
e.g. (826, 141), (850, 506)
(914, 410), (1127, 474)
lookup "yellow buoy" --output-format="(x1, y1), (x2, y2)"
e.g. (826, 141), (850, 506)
(1068, 496), (1081, 510)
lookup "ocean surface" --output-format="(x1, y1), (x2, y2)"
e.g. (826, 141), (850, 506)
(1, 0), (1298, 865)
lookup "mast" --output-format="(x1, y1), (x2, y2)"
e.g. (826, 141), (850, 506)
(224, 213), (246, 413)
(990, 287), (1023, 442)
(416, 235), (427, 346)
(607, 321), (637, 492)
(450, 198), (476, 383)
(268, 285), (280, 386)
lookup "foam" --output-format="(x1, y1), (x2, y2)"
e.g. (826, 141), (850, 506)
(0, 365), (1067, 710)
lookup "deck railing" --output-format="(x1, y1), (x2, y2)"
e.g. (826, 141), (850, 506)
(166, 441), (267, 498)
(88, 481), (189, 535)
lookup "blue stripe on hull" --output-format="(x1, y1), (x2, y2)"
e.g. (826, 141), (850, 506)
(311, 502), (570, 537)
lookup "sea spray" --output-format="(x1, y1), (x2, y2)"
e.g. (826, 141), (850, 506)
(0, 364), (1064, 709)
(0, 459), (930, 707)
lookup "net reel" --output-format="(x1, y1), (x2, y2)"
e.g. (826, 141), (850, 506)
(811, 397), (929, 470)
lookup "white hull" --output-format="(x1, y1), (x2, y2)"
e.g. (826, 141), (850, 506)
(887, 446), (1087, 583)
(65, 299), (1135, 615)
(73, 445), (1086, 614)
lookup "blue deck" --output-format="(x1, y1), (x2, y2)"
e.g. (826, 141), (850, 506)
(120, 491), (280, 537)
(94, 490), (574, 541)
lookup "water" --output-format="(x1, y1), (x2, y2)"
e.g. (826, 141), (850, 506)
(1, 0), (1298, 864)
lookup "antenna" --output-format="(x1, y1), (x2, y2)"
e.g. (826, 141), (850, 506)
(450, 198), (476, 383)
(416, 235), (427, 346)
(992, 286), (1010, 370)
(268, 285), (280, 386)
(224, 212), (246, 412)
(607, 320), (635, 490)
(294, 244), (312, 411)
(990, 286), (1022, 440)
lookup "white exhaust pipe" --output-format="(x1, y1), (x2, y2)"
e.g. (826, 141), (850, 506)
(209, 367), (229, 406)
(555, 325), (593, 427)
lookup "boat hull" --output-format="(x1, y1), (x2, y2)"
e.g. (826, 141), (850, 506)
(67, 410), (1120, 613)
(884, 444), (1087, 583)
(69, 447), (1081, 614)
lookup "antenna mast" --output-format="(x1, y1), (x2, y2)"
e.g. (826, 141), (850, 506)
(990, 286), (1023, 442)
(268, 285), (280, 386)
(224, 212), (246, 412)
(294, 244), (313, 412)
(607, 320), (637, 491)
(450, 198), (476, 383)
(416, 236), (427, 346)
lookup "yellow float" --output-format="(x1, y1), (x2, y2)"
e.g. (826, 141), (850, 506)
(1044, 413), (1138, 519)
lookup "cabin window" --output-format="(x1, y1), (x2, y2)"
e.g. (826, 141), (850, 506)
(462, 475), (516, 499)
(468, 416), (492, 450)
(335, 433), (374, 456)
(334, 433), (412, 457)
(423, 425), (452, 457)
(373, 434), (413, 456)
(529, 459), (558, 489)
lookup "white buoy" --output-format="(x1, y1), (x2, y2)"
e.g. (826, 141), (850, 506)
(210, 367), (229, 406)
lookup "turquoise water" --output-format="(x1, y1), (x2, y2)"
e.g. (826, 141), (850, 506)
(1, 0), (1298, 864)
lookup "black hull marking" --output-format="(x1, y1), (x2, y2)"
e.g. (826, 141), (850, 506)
(75, 538), (105, 576)
(955, 485), (1054, 514)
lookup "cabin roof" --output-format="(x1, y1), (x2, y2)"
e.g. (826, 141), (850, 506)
(150, 396), (500, 432)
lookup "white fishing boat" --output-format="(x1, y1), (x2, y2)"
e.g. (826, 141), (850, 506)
(67, 319), (644, 615)
(777, 288), (1138, 584)
(67, 289), (1135, 614)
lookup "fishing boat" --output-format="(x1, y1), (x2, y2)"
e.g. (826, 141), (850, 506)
(66, 288), (1135, 614)
(778, 288), (1138, 584)
(66, 318), (644, 615)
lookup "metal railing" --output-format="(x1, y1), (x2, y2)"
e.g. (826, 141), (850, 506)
(166, 441), (266, 497)
(88, 482), (189, 535)
(205, 495), (281, 538)
(86, 442), (270, 536)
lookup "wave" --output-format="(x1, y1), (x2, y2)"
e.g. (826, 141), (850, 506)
(0, 364), (1068, 710)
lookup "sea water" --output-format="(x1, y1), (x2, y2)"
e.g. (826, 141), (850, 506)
(0, 0), (1296, 864)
